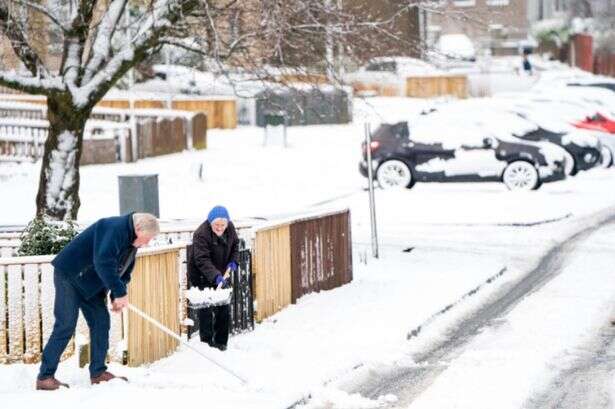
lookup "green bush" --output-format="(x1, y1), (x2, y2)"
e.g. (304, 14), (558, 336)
(17, 217), (78, 256)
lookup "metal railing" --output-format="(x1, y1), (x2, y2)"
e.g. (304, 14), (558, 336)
(185, 241), (254, 339)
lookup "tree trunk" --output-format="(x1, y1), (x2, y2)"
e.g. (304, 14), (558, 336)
(35, 93), (90, 221)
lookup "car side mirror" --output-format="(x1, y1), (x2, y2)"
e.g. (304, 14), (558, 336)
(483, 137), (497, 148)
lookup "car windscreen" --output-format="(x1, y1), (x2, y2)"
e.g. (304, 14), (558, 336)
(372, 122), (409, 141)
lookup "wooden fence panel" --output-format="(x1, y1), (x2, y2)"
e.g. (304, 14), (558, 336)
(23, 264), (41, 362)
(192, 112), (207, 150)
(7, 264), (23, 359)
(289, 210), (353, 303)
(1, 248), (184, 365)
(253, 225), (292, 322)
(0, 265), (6, 361)
(172, 99), (237, 129)
(405, 75), (468, 99)
(126, 248), (180, 366)
(40, 263), (55, 347)
(352, 81), (402, 97)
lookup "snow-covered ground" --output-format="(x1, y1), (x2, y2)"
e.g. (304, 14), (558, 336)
(402, 223), (615, 409)
(1, 96), (615, 408)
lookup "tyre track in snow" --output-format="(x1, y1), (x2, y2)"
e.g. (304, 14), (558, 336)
(341, 206), (615, 407)
(524, 319), (615, 409)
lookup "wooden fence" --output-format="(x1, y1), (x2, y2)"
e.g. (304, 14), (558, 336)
(252, 209), (353, 321)
(1, 210), (353, 363)
(125, 246), (181, 367)
(351, 75), (468, 98)
(405, 75), (468, 99)
(352, 81), (402, 97)
(91, 107), (207, 153)
(0, 233), (20, 257)
(0, 245), (183, 366)
(594, 51), (615, 77)
(170, 98), (236, 130)
(253, 224), (293, 321)
(0, 118), (131, 164)
(0, 254), (74, 363)
(289, 209), (353, 303)
(0, 93), (229, 128)
(0, 112), (206, 164)
(95, 97), (235, 129)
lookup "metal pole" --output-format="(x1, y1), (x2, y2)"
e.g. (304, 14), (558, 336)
(127, 303), (248, 385)
(365, 123), (379, 258)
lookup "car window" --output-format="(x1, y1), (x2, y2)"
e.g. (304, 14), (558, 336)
(372, 122), (409, 141)
(365, 61), (396, 72)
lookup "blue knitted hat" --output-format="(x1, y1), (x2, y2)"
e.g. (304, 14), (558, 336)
(207, 206), (230, 223)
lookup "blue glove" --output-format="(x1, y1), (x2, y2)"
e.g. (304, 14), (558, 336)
(215, 274), (225, 287)
(227, 261), (238, 272)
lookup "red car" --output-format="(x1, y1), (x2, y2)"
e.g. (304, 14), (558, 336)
(574, 113), (615, 133)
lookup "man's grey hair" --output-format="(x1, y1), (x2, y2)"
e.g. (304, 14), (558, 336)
(133, 213), (160, 236)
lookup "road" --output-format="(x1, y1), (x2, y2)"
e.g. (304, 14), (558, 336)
(297, 207), (615, 409)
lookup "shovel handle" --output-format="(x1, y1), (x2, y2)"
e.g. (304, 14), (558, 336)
(127, 303), (247, 385)
(216, 266), (232, 290)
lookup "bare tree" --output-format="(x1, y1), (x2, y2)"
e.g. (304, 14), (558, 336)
(0, 0), (424, 221)
(0, 0), (204, 220)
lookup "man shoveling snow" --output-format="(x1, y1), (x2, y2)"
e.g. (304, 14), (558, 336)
(36, 213), (159, 390)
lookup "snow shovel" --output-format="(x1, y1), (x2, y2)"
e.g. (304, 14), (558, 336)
(126, 303), (248, 385)
(187, 267), (233, 309)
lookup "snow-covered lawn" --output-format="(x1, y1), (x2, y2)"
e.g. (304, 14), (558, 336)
(2, 96), (615, 407)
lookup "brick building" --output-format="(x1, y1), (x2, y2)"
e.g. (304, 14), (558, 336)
(426, 0), (533, 56)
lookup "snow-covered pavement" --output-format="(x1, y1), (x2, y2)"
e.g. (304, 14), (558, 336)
(2, 97), (615, 408)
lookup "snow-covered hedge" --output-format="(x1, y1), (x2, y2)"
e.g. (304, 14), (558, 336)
(17, 218), (78, 256)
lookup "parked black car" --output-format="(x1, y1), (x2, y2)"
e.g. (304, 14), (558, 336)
(511, 125), (601, 175)
(569, 82), (615, 93)
(359, 121), (567, 190)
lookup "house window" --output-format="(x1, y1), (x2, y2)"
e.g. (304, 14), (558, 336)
(486, 0), (509, 5)
(453, 0), (476, 6)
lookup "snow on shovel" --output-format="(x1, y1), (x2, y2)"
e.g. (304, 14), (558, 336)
(186, 267), (234, 309)
(126, 303), (248, 385)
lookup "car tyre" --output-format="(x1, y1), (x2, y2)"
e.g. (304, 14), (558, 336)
(562, 151), (576, 176)
(376, 159), (415, 189)
(502, 161), (540, 191)
(600, 146), (613, 168)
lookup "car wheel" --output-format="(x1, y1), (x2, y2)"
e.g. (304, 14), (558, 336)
(563, 151), (576, 176)
(502, 161), (539, 191)
(376, 159), (415, 189)
(599, 146), (613, 168)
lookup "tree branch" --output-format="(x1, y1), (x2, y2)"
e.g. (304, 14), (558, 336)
(9, 0), (69, 31)
(82, 0), (129, 84)
(77, 0), (201, 108)
(0, 2), (49, 76)
(0, 70), (65, 95)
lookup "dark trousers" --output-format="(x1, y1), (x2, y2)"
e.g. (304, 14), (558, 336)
(38, 270), (110, 379)
(198, 305), (230, 346)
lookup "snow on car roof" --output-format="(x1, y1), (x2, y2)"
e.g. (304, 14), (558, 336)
(368, 56), (435, 68)
(435, 34), (476, 60)
(408, 100), (537, 149)
(425, 99), (538, 137)
(495, 91), (597, 117)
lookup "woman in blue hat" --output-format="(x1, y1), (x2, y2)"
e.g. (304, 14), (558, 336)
(189, 205), (239, 350)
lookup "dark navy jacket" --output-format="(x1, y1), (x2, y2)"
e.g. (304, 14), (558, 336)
(52, 213), (137, 300)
